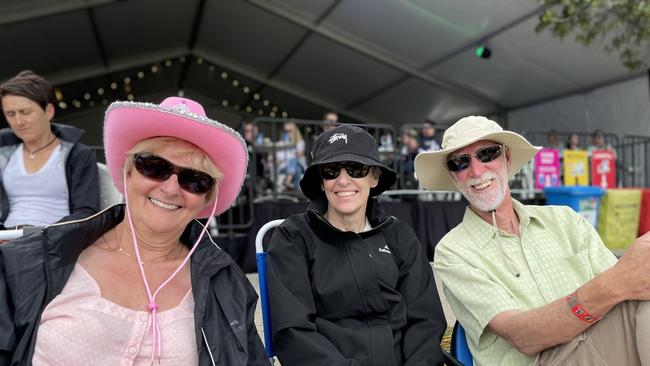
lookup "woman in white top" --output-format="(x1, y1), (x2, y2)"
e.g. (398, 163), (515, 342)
(0, 70), (99, 229)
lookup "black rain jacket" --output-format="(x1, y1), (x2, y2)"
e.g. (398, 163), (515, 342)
(266, 197), (446, 366)
(0, 205), (269, 366)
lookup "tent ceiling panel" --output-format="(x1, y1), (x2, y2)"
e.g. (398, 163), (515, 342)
(0, 11), (103, 77)
(272, 34), (405, 106)
(261, 0), (338, 23)
(196, 0), (308, 76)
(428, 16), (641, 108)
(318, 0), (541, 69)
(92, 0), (197, 61)
(352, 77), (495, 126)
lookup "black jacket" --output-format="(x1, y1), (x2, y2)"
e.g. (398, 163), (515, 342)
(266, 197), (446, 366)
(0, 123), (100, 227)
(0, 205), (269, 366)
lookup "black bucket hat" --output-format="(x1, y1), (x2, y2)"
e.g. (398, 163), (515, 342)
(300, 125), (396, 200)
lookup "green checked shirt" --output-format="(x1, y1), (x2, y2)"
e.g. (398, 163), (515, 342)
(434, 199), (617, 366)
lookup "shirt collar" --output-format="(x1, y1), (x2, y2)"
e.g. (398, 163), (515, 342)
(463, 198), (546, 248)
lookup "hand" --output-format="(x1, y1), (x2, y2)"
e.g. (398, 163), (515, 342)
(611, 231), (650, 300)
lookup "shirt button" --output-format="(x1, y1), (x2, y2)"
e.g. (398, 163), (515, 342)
(128, 346), (137, 354)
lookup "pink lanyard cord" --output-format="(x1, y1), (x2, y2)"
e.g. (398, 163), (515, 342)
(122, 168), (218, 362)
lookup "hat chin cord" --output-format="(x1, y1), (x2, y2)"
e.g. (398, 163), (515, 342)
(490, 210), (521, 278)
(489, 156), (520, 277)
(122, 167), (219, 362)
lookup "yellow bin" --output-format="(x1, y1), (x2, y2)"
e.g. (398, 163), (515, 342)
(597, 189), (642, 251)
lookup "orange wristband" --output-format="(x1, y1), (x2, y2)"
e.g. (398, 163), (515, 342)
(565, 291), (601, 323)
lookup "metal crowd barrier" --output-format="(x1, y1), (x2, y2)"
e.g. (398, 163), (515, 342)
(619, 135), (650, 188)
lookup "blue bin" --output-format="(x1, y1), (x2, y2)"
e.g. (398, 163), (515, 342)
(544, 186), (605, 228)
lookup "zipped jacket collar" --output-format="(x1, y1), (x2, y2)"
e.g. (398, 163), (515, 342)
(306, 196), (395, 241)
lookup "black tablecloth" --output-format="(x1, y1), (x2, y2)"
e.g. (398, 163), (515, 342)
(222, 200), (468, 273)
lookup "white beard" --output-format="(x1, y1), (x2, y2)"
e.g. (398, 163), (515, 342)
(456, 170), (508, 212)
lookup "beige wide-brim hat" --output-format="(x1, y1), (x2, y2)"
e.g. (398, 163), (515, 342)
(414, 116), (541, 191)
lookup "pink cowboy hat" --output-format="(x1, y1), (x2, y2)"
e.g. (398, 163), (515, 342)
(103, 96), (248, 218)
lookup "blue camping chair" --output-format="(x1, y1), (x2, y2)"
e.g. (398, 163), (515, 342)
(255, 219), (284, 362)
(450, 321), (473, 366)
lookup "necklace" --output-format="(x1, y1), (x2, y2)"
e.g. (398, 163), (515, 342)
(102, 229), (177, 265)
(117, 246), (172, 265)
(25, 135), (57, 159)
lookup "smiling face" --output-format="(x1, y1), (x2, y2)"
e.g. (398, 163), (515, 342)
(124, 139), (217, 236)
(321, 163), (379, 225)
(1, 94), (54, 144)
(449, 140), (511, 212)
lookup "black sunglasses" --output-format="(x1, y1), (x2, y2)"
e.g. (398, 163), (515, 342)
(446, 145), (503, 172)
(133, 153), (215, 195)
(318, 162), (371, 180)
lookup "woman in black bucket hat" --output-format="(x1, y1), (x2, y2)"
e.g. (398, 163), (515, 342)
(266, 125), (447, 366)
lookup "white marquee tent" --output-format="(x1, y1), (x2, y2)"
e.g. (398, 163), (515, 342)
(1, 0), (648, 142)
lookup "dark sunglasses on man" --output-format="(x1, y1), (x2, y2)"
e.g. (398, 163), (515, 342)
(133, 153), (215, 194)
(446, 144), (503, 172)
(318, 162), (371, 180)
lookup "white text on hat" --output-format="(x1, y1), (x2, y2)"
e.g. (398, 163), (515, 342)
(328, 133), (348, 144)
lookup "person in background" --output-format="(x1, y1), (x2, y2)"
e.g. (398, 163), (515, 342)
(565, 132), (582, 150)
(415, 115), (650, 366)
(267, 125), (447, 366)
(243, 120), (268, 194)
(321, 111), (339, 132)
(243, 119), (264, 145)
(0, 97), (269, 365)
(274, 121), (305, 191)
(587, 129), (617, 157)
(545, 129), (563, 150)
(419, 120), (441, 152)
(379, 129), (394, 152)
(400, 128), (423, 189)
(0, 70), (99, 229)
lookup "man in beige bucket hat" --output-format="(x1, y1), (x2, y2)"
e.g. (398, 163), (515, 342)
(415, 116), (650, 365)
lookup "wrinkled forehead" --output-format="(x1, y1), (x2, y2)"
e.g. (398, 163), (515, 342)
(447, 139), (500, 159)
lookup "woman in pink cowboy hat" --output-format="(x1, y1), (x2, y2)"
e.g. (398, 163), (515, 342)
(0, 97), (269, 365)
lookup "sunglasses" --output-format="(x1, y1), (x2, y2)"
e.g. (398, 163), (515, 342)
(133, 153), (215, 194)
(318, 162), (371, 180)
(446, 145), (503, 172)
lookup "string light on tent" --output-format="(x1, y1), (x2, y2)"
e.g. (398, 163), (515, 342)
(54, 88), (63, 101)
(53, 57), (293, 120)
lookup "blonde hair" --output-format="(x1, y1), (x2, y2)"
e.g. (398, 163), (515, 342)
(124, 136), (223, 202)
(284, 121), (304, 144)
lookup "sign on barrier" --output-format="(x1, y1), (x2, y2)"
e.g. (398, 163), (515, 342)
(563, 150), (589, 186)
(591, 149), (616, 189)
(535, 148), (560, 189)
